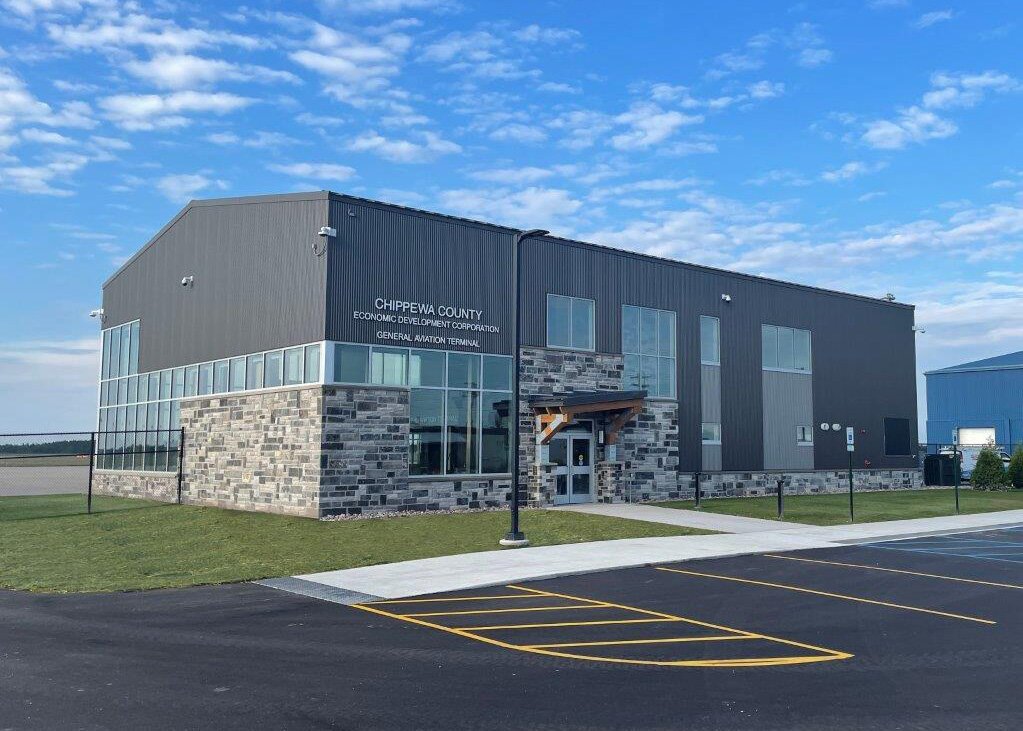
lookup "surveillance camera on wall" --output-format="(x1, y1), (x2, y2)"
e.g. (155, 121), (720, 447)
(89, 308), (104, 318)
(721, 294), (732, 302)
(181, 275), (194, 287)
(318, 226), (337, 238)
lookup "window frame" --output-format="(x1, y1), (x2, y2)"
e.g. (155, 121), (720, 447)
(700, 315), (720, 366)
(796, 425), (814, 446)
(545, 293), (596, 352)
(621, 304), (677, 399)
(761, 323), (813, 374)
(701, 422), (722, 445)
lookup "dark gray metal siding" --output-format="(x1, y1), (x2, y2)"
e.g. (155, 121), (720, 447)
(102, 195), (329, 372)
(324, 196), (513, 354)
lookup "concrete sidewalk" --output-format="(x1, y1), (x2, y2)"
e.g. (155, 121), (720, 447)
(553, 502), (805, 533)
(273, 509), (1023, 603)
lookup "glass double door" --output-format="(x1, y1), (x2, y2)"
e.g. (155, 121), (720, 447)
(551, 432), (593, 505)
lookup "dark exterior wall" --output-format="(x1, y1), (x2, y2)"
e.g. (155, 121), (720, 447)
(516, 237), (918, 471)
(325, 196), (514, 354)
(102, 194), (330, 372)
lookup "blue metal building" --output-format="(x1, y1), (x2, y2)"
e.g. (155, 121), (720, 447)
(925, 350), (1023, 449)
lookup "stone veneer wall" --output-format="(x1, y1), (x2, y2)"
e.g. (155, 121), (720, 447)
(92, 471), (179, 502)
(694, 468), (923, 500)
(180, 386), (323, 517)
(620, 400), (681, 502)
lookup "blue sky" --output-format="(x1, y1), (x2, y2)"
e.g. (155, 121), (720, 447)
(1, 0), (1021, 433)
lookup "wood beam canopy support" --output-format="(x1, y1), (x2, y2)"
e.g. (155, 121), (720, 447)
(532, 398), (646, 446)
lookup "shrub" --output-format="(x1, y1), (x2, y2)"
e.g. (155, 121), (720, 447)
(971, 448), (1008, 490)
(1008, 447), (1023, 490)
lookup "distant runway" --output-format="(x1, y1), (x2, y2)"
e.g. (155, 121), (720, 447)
(0, 466), (90, 496)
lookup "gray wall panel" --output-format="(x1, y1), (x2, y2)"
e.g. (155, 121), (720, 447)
(763, 371), (815, 470)
(103, 196), (328, 372)
(702, 445), (722, 471)
(701, 365), (721, 423)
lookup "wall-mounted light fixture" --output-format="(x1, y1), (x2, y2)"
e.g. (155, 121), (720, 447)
(721, 294), (732, 302)
(180, 275), (194, 288)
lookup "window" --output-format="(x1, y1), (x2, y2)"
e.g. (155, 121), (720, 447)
(160, 369), (172, 400)
(246, 354), (264, 390)
(304, 344), (321, 383)
(447, 352), (480, 389)
(369, 347), (406, 386)
(480, 392), (512, 473)
(883, 417), (912, 456)
(622, 305), (676, 398)
(702, 422), (722, 444)
(762, 325), (811, 372)
(128, 321), (139, 375)
(184, 365), (198, 397)
(796, 425), (814, 445)
(264, 351), (283, 388)
(446, 389), (479, 474)
(409, 389), (445, 476)
(335, 344), (369, 384)
(230, 357), (246, 392)
(213, 360), (229, 393)
(198, 363), (213, 395)
(700, 316), (720, 365)
(172, 367), (185, 399)
(547, 294), (594, 350)
(284, 348), (304, 385)
(409, 349), (445, 387)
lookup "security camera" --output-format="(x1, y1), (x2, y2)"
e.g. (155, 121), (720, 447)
(721, 294), (732, 302)
(181, 275), (194, 287)
(89, 308), (104, 318)
(318, 226), (337, 238)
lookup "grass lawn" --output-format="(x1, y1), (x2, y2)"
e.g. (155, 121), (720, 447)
(0, 494), (711, 593)
(657, 488), (1023, 526)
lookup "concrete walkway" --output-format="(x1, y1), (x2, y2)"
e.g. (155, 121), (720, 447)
(273, 508), (1023, 603)
(553, 502), (805, 533)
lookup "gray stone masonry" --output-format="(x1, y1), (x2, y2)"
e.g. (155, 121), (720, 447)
(92, 471), (178, 502)
(693, 468), (924, 500)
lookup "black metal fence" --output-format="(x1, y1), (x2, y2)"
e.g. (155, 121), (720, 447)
(0, 430), (184, 516)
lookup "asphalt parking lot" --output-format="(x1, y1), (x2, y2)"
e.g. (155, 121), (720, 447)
(2, 527), (1021, 730)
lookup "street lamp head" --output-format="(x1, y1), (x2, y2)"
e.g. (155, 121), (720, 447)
(515, 228), (549, 244)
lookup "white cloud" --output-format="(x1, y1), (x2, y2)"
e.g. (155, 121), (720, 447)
(205, 130), (300, 148)
(318, 0), (458, 12)
(537, 81), (580, 94)
(267, 162), (356, 182)
(547, 109), (613, 150)
(21, 127), (74, 145)
(914, 10), (956, 29)
(489, 123), (547, 143)
(611, 103), (702, 150)
(156, 173), (228, 203)
(747, 80), (785, 99)
(0, 67), (95, 131)
(468, 166), (555, 184)
(862, 106), (958, 149)
(46, 12), (262, 52)
(2, 0), (109, 18)
(0, 151), (88, 195)
(346, 130), (460, 162)
(99, 90), (254, 130)
(296, 112), (345, 128)
(820, 160), (888, 182)
(123, 54), (299, 89)
(797, 47), (834, 67)
(437, 186), (582, 232)
(858, 191), (887, 202)
(922, 71), (1019, 110)
(746, 169), (812, 187)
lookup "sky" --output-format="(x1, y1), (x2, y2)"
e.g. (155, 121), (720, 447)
(0, 0), (1021, 434)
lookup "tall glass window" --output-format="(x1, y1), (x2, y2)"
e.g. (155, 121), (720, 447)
(213, 360), (230, 393)
(264, 351), (284, 388)
(284, 348), (304, 385)
(409, 349), (445, 387)
(198, 363), (213, 395)
(446, 389), (479, 474)
(700, 316), (720, 365)
(184, 365), (198, 397)
(230, 357), (246, 392)
(335, 344), (369, 384)
(370, 347), (406, 386)
(762, 325), (812, 372)
(480, 392), (512, 473)
(409, 390), (445, 476)
(547, 294), (594, 350)
(304, 344), (321, 383)
(246, 354), (264, 390)
(622, 305), (676, 398)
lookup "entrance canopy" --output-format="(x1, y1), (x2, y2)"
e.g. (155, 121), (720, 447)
(528, 390), (647, 446)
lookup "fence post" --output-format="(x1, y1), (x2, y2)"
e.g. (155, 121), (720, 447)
(693, 471), (701, 509)
(776, 477), (784, 520)
(176, 427), (185, 505)
(953, 449), (960, 515)
(87, 431), (96, 515)
(848, 451), (855, 523)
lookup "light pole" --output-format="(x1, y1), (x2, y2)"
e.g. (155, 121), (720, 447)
(500, 228), (549, 548)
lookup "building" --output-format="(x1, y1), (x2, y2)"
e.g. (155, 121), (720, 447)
(925, 350), (1023, 450)
(94, 191), (921, 517)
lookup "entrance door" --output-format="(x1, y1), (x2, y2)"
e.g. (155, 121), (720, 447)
(551, 429), (594, 505)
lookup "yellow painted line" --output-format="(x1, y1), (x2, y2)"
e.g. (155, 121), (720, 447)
(365, 594), (540, 605)
(404, 603), (608, 618)
(352, 584), (853, 668)
(458, 618), (682, 631)
(526, 635), (751, 649)
(656, 567), (997, 625)
(765, 554), (1023, 590)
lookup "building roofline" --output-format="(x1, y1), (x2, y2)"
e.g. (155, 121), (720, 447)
(104, 189), (915, 311)
(924, 363), (1023, 376)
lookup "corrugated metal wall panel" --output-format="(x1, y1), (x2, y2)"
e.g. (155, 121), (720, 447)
(103, 197), (328, 372)
(325, 197), (513, 353)
(926, 369), (1023, 446)
(763, 371), (814, 469)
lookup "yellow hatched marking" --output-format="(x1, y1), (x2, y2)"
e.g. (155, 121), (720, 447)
(656, 567), (996, 625)
(365, 594), (543, 605)
(526, 635), (751, 649)
(405, 603), (608, 618)
(765, 554), (1023, 590)
(458, 618), (681, 631)
(353, 583), (852, 668)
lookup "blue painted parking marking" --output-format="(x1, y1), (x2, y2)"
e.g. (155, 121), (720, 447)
(865, 527), (1023, 566)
